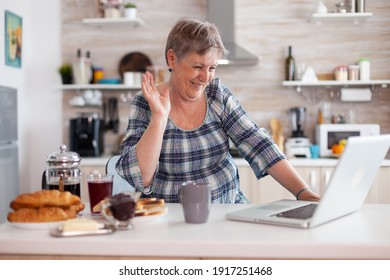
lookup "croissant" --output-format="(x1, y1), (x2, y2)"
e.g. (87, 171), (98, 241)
(10, 190), (81, 210)
(7, 207), (77, 223)
(69, 202), (85, 213)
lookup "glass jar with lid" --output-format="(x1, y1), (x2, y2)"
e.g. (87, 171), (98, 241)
(334, 65), (348, 81)
(348, 65), (360, 80)
(42, 144), (81, 197)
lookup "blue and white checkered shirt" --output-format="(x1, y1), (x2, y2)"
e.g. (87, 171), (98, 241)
(116, 78), (285, 203)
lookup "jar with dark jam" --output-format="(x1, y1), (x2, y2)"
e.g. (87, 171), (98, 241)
(43, 144), (81, 197)
(102, 193), (137, 230)
(108, 193), (136, 221)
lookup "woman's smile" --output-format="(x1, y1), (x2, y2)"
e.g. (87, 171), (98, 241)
(191, 80), (205, 90)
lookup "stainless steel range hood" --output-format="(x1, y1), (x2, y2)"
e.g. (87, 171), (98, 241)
(208, 0), (259, 66)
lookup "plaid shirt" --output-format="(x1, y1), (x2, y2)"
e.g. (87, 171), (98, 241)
(116, 78), (285, 203)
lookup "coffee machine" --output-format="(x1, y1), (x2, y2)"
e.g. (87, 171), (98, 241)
(285, 107), (311, 158)
(69, 113), (104, 157)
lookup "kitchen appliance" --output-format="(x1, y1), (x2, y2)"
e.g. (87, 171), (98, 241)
(285, 138), (312, 159)
(42, 145), (81, 197)
(105, 97), (119, 133)
(290, 107), (306, 137)
(316, 124), (380, 157)
(0, 86), (19, 223)
(69, 114), (104, 157)
(285, 107), (311, 158)
(207, 0), (259, 66)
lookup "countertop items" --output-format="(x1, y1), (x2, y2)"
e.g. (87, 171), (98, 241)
(269, 118), (284, 152)
(316, 1), (327, 14)
(118, 52), (152, 81)
(80, 156), (390, 167)
(0, 203), (390, 259)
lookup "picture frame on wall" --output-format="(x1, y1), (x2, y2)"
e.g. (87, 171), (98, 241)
(5, 10), (22, 68)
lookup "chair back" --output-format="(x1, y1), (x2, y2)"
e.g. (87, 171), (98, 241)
(105, 155), (134, 194)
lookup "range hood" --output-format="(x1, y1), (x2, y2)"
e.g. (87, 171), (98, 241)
(208, 0), (259, 66)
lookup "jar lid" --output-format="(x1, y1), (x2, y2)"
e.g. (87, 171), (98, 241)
(358, 58), (370, 62)
(46, 144), (81, 163)
(335, 65), (348, 70)
(348, 65), (359, 69)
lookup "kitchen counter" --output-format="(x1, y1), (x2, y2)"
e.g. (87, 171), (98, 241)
(235, 157), (390, 167)
(81, 156), (390, 168)
(1, 203), (390, 260)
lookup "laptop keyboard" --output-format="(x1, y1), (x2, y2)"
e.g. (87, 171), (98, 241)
(274, 203), (318, 220)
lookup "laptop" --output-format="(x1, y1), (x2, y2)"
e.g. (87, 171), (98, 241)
(226, 135), (390, 228)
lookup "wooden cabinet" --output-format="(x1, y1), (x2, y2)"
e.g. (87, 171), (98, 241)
(251, 175), (295, 204)
(237, 162), (390, 204)
(305, 165), (390, 204)
(248, 166), (321, 205)
(237, 164), (295, 204)
(364, 166), (390, 203)
(236, 164), (254, 201)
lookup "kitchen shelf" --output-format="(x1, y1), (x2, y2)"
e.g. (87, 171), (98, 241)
(311, 12), (372, 24)
(56, 84), (141, 90)
(282, 80), (390, 88)
(82, 17), (145, 27)
(282, 80), (390, 94)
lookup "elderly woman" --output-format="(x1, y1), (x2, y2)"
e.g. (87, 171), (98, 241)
(116, 18), (320, 203)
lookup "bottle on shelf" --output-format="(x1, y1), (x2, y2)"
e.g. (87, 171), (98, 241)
(73, 49), (86, 84)
(358, 58), (370, 81)
(285, 45), (295, 81)
(357, 0), (365, 13)
(348, 0), (356, 13)
(86, 50), (94, 84)
(72, 49), (93, 85)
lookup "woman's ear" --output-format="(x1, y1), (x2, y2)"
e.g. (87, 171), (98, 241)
(167, 49), (176, 69)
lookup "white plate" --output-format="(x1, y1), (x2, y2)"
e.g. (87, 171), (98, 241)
(7, 220), (65, 230)
(133, 207), (168, 224)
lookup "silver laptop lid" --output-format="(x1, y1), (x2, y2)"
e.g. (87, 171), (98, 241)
(226, 135), (390, 228)
(310, 135), (390, 227)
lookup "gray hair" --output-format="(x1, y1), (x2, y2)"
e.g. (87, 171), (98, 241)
(165, 18), (228, 65)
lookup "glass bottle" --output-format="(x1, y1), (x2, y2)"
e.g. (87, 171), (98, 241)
(285, 46), (295, 81)
(72, 49), (86, 84)
(86, 50), (94, 84)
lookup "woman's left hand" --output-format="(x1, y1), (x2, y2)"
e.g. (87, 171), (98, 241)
(298, 189), (320, 202)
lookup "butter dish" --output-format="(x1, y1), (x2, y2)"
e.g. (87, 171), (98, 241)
(50, 223), (116, 237)
(50, 218), (116, 237)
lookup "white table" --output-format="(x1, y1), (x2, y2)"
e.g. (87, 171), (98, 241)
(0, 203), (389, 259)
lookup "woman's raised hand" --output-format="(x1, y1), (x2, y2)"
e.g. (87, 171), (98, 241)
(141, 71), (171, 119)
